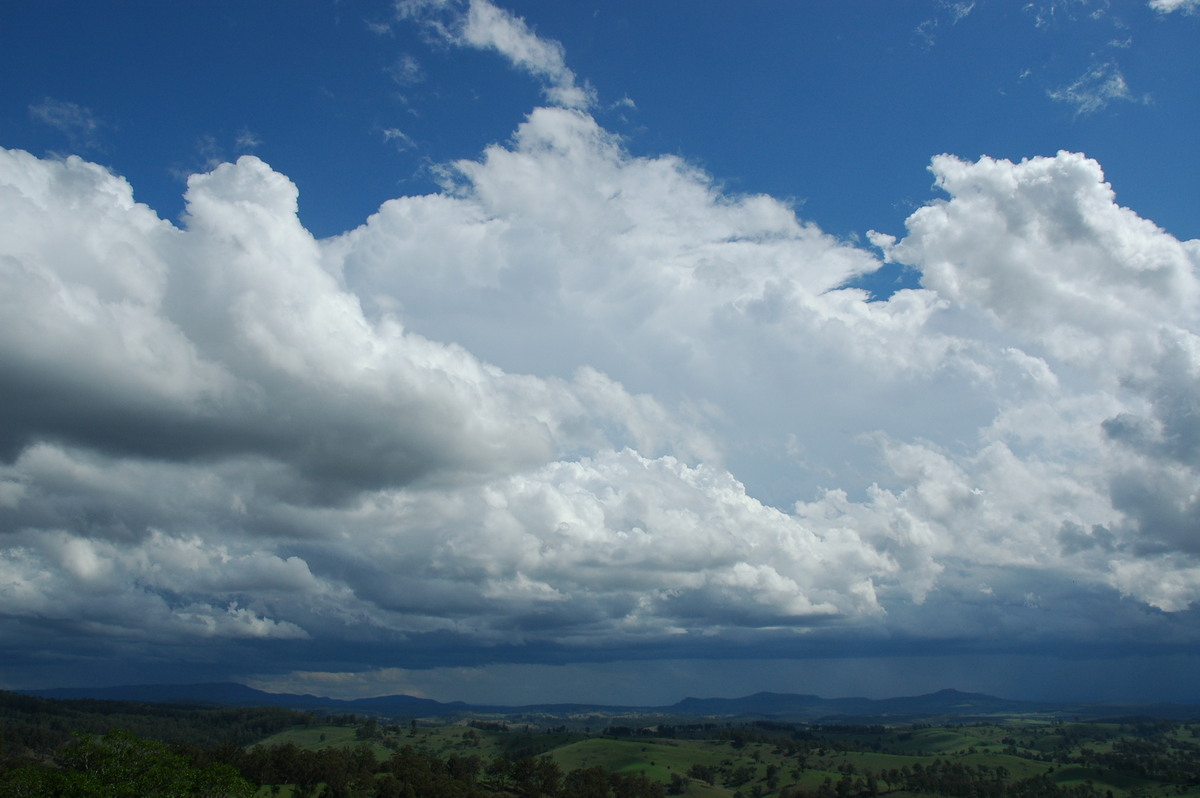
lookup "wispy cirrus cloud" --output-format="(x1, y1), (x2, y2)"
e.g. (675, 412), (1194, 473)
(915, 1), (976, 47)
(1048, 61), (1145, 114)
(382, 127), (416, 151)
(387, 53), (425, 86)
(28, 97), (105, 151)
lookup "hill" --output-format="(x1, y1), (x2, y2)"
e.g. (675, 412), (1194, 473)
(20, 684), (1200, 723)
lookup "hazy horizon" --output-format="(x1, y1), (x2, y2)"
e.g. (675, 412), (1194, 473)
(29, 677), (1200, 709)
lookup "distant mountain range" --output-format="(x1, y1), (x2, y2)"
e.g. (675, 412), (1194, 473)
(21, 684), (1200, 722)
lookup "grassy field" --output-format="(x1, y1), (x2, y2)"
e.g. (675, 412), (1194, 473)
(245, 716), (1200, 798)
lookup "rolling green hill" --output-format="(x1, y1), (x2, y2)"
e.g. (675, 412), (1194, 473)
(5, 690), (1200, 797)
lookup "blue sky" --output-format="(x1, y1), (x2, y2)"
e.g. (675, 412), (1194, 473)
(2, 0), (1200, 705)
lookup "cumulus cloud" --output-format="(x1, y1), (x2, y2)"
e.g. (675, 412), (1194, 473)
(873, 150), (1200, 610)
(0, 148), (603, 494)
(0, 138), (898, 658)
(396, 0), (594, 108)
(885, 152), (1199, 377)
(3, 108), (1200, 686)
(0, 516), (311, 642)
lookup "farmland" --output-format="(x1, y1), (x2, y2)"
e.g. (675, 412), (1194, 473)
(4, 689), (1200, 797)
(245, 714), (1200, 797)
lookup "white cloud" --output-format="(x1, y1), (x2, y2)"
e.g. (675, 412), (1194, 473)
(916, 1), (976, 47)
(0, 148), (602, 493)
(3, 106), (1200, 680)
(1048, 62), (1142, 114)
(0, 522), (311, 641)
(382, 127), (416, 151)
(388, 53), (425, 86)
(330, 106), (979, 512)
(1024, 0), (1105, 29)
(235, 128), (262, 152)
(397, 0), (595, 108)
(1149, 0), (1199, 12)
(870, 150), (1200, 608)
(887, 152), (1199, 379)
(945, 1), (976, 22)
(0, 140), (899, 651)
(1109, 557), (1200, 611)
(28, 97), (104, 150)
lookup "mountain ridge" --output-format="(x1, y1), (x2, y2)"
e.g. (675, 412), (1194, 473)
(20, 683), (1200, 721)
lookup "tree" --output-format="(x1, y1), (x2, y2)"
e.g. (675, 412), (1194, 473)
(0, 728), (254, 798)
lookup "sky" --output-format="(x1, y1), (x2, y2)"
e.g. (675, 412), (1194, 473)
(1, 0), (1199, 706)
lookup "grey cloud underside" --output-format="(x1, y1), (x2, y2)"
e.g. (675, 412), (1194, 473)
(0, 151), (558, 497)
(2, 103), (1200, 682)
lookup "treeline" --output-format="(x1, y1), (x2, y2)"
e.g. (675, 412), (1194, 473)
(0, 728), (255, 797)
(1, 727), (666, 798)
(216, 740), (666, 797)
(774, 760), (1109, 798)
(0, 689), (312, 755)
(996, 720), (1200, 782)
(1089, 735), (1200, 784)
(7, 694), (1200, 798)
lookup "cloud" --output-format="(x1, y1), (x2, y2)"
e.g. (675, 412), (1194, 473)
(1149, 0), (1199, 12)
(28, 97), (104, 151)
(886, 152), (1198, 376)
(1023, 0), (1110, 29)
(396, 0), (595, 108)
(0, 512), (312, 642)
(943, 1), (977, 23)
(1048, 62), (1144, 114)
(382, 127), (416, 151)
(916, 1), (977, 46)
(0, 138), (895, 661)
(3, 110), (1200, 689)
(874, 150), (1200, 609)
(290, 449), (893, 644)
(387, 53), (425, 86)
(235, 128), (262, 152)
(0, 148), (589, 494)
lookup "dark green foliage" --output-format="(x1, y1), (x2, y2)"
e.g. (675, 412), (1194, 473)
(6, 693), (1200, 798)
(559, 765), (665, 798)
(0, 689), (312, 757)
(498, 729), (581, 760)
(861, 759), (1097, 798)
(0, 728), (254, 797)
